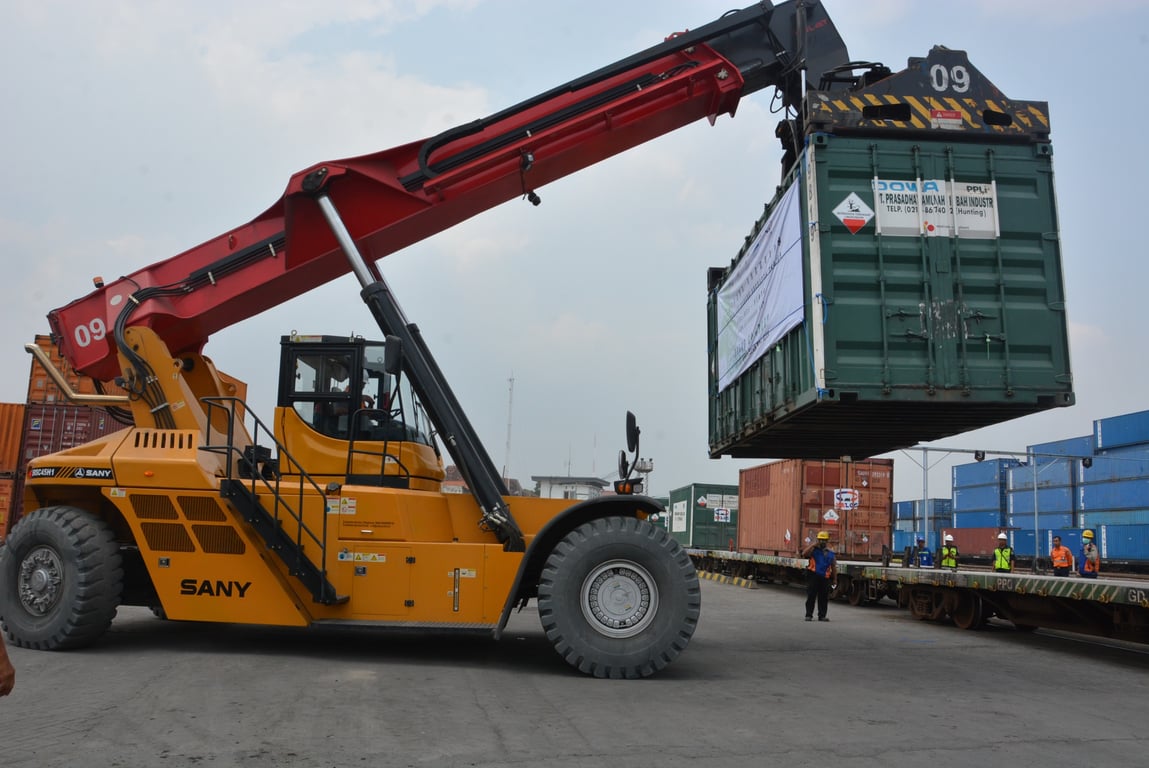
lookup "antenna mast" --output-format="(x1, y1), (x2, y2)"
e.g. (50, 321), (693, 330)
(502, 374), (514, 481)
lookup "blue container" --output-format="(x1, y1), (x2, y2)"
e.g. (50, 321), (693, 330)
(1080, 453), (1149, 483)
(1048, 528), (1083, 555)
(1029, 435), (1093, 465)
(1094, 409), (1149, 452)
(1007, 512), (1075, 530)
(1007, 486), (1075, 515)
(1080, 509), (1149, 527)
(894, 501), (914, 520)
(1097, 523), (1149, 561)
(1004, 529), (1037, 558)
(953, 485), (1007, 513)
(1079, 478), (1149, 512)
(952, 510), (1005, 528)
(892, 530), (939, 553)
(1008, 461), (1075, 490)
(894, 519), (916, 533)
(953, 458), (1021, 488)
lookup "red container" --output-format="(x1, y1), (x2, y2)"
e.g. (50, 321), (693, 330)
(941, 527), (1009, 558)
(0, 402), (26, 475)
(27, 334), (129, 404)
(738, 458), (894, 559)
(20, 403), (128, 464)
(0, 476), (14, 541)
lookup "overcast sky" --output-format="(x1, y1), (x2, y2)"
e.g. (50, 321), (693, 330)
(3, 0), (1148, 501)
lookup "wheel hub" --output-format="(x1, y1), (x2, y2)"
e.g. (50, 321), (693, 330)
(580, 559), (659, 638)
(18, 546), (64, 616)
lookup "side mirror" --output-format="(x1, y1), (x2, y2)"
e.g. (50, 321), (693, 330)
(626, 411), (639, 454)
(383, 335), (402, 376)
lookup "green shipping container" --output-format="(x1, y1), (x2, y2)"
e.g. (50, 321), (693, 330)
(708, 133), (1072, 460)
(667, 483), (739, 550)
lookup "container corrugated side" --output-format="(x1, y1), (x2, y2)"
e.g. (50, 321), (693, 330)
(1029, 435), (1093, 464)
(21, 403), (129, 464)
(1079, 478), (1149, 512)
(952, 486), (1007, 513)
(953, 458), (1019, 488)
(26, 334), (130, 404)
(942, 527), (1009, 558)
(1008, 461), (1075, 490)
(1080, 454), (1149, 483)
(737, 458), (892, 559)
(1098, 524), (1149, 561)
(0, 402), (26, 475)
(1007, 486), (1075, 515)
(1080, 510), (1149, 527)
(952, 510), (1005, 528)
(708, 135), (1072, 460)
(1094, 409), (1149, 452)
(0, 476), (14, 541)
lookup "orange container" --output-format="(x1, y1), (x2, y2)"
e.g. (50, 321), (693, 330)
(26, 334), (129, 404)
(738, 458), (894, 560)
(0, 476), (14, 541)
(0, 402), (26, 475)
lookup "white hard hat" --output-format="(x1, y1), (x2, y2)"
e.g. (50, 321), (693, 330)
(944, 534), (954, 542)
(997, 532), (1008, 540)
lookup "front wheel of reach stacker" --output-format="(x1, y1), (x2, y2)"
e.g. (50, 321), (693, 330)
(0, 506), (123, 650)
(536, 516), (700, 679)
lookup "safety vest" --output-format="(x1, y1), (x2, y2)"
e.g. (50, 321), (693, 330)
(1050, 545), (1072, 569)
(808, 547), (835, 577)
(940, 545), (958, 568)
(1082, 543), (1100, 573)
(994, 546), (1013, 571)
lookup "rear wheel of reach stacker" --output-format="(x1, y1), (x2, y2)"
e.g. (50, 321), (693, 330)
(537, 516), (701, 679)
(0, 506), (123, 650)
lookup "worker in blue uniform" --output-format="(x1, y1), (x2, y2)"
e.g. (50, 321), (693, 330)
(802, 531), (837, 622)
(915, 538), (934, 568)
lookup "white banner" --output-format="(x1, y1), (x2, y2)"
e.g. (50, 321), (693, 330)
(715, 182), (805, 392)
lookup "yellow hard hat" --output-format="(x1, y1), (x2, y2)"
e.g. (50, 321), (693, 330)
(1082, 530), (1094, 539)
(817, 531), (830, 540)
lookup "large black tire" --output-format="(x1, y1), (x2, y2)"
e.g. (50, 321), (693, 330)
(0, 506), (123, 650)
(536, 516), (700, 679)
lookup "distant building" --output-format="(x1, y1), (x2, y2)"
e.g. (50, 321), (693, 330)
(443, 465), (526, 496)
(531, 475), (609, 501)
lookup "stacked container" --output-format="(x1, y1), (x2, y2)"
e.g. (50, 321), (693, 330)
(893, 498), (952, 534)
(1078, 410), (1149, 564)
(0, 402), (26, 541)
(3, 335), (133, 539)
(738, 458), (892, 559)
(952, 459), (1017, 529)
(666, 483), (739, 550)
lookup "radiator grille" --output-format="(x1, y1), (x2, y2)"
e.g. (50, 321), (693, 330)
(179, 495), (227, 522)
(140, 522), (196, 552)
(130, 494), (179, 520)
(192, 524), (246, 554)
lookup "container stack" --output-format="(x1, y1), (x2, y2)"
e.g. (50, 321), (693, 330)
(1078, 410), (1149, 563)
(892, 498), (952, 552)
(1, 335), (131, 540)
(666, 483), (739, 550)
(0, 403), (26, 541)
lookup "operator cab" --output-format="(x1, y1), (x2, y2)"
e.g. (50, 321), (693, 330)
(278, 334), (433, 445)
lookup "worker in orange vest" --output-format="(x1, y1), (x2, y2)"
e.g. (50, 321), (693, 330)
(1049, 535), (1075, 577)
(1079, 530), (1100, 579)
